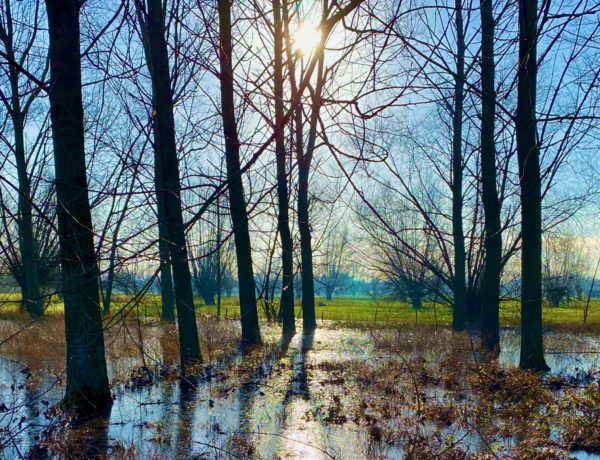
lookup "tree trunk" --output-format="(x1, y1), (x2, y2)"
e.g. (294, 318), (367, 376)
(583, 258), (599, 324)
(451, 0), (468, 331)
(263, 295), (273, 321)
(141, 0), (201, 367)
(281, 0), (318, 332)
(102, 245), (116, 315)
(326, 286), (333, 302)
(4, 14), (42, 319)
(479, 0), (502, 354)
(297, 129), (316, 331)
(157, 200), (175, 322)
(516, 0), (549, 371)
(272, 0), (295, 337)
(216, 195), (222, 318)
(411, 294), (422, 310)
(45, 0), (112, 418)
(217, 0), (261, 345)
(546, 290), (564, 308)
(467, 289), (482, 324)
(297, 61), (324, 332)
(202, 290), (216, 306)
(12, 91), (42, 319)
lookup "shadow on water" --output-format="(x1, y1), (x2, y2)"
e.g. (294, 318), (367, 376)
(175, 376), (198, 458)
(230, 331), (293, 457)
(1, 323), (600, 459)
(276, 329), (335, 459)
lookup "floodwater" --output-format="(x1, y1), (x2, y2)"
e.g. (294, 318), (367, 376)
(1, 321), (599, 459)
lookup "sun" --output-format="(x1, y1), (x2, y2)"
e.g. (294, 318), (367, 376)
(292, 23), (321, 56)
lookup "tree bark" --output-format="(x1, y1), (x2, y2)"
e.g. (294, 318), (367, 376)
(141, 0), (201, 366)
(217, 0), (261, 345)
(272, 0), (295, 337)
(45, 0), (112, 418)
(479, 0), (502, 354)
(157, 198), (175, 321)
(516, 0), (549, 371)
(451, 0), (468, 331)
(297, 63), (324, 332)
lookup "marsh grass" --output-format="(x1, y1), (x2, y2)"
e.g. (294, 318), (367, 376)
(0, 315), (242, 386)
(1, 312), (599, 458)
(305, 326), (600, 458)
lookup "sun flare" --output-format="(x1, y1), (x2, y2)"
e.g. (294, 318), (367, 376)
(292, 23), (321, 56)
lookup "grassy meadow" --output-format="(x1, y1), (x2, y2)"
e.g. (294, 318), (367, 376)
(1, 292), (598, 329)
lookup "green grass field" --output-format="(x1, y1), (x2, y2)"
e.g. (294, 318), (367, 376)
(1, 292), (599, 329)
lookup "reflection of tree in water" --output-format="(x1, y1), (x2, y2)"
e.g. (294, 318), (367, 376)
(174, 378), (198, 458)
(229, 335), (292, 457)
(53, 416), (110, 460)
(285, 331), (313, 401)
(278, 331), (387, 459)
(277, 330), (333, 458)
(234, 330), (336, 458)
(25, 381), (49, 460)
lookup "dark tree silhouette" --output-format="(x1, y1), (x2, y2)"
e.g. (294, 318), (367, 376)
(0, 2), (45, 318)
(45, 0), (112, 417)
(451, 0), (468, 331)
(516, 0), (549, 372)
(135, 1), (175, 323)
(138, 0), (201, 366)
(156, 207), (176, 322)
(281, 1), (320, 332)
(479, 0), (502, 353)
(217, 0), (262, 345)
(272, 0), (296, 337)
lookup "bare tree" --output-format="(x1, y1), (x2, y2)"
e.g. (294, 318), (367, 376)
(272, 0), (296, 336)
(281, 0), (325, 331)
(0, 179), (60, 300)
(216, 0), (261, 343)
(45, 0), (112, 417)
(451, 0), (468, 331)
(0, 0), (48, 318)
(137, 0), (201, 366)
(363, 203), (442, 309)
(318, 224), (352, 302)
(517, 0), (548, 371)
(479, 0), (502, 353)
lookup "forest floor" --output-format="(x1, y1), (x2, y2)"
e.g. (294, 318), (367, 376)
(0, 313), (599, 459)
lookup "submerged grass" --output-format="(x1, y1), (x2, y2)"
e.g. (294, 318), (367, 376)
(1, 317), (599, 459)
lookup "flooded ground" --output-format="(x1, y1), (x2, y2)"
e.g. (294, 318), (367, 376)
(1, 318), (599, 459)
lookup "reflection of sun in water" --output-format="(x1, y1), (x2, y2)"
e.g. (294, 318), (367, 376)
(292, 23), (321, 56)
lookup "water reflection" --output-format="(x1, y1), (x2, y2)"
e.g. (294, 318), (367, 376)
(1, 325), (599, 459)
(499, 328), (600, 375)
(175, 378), (197, 458)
